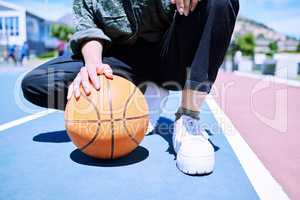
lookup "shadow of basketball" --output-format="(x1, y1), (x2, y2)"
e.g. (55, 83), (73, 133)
(33, 130), (71, 143)
(70, 146), (149, 167)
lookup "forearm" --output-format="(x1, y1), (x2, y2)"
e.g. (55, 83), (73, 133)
(81, 40), (103, 66)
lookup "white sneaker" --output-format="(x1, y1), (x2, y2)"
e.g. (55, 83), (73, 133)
(144, 83), (169, 134)
(173, 115), (215, 175)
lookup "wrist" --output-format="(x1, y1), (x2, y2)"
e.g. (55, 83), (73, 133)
(81, 40), (103, 67)
(85, 61), (102, 67)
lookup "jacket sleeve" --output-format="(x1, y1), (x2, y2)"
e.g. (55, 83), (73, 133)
(70, 0), (111, 57)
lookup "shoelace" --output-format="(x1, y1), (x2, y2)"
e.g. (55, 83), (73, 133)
(183, 116), (210, 139)
(184, 116), (202, 136)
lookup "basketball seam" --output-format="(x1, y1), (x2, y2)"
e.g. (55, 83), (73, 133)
(122, 86), (142, 146)
(123, 121), (139, 145)
(123, 86), (138, 119)
(79, 95), (101, 151)
(65, 115), (149, 123)
(107, 79), (115, 159)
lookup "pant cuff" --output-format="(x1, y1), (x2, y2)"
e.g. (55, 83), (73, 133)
(175, 107), (200, 121)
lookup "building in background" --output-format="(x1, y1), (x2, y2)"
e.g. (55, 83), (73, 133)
(233, 17), (299, 53)
(0, 0), (56, 58)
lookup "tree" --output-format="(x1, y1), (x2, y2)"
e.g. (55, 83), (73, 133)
(268, 41), (278, 53)
(297, 41), (300, 52)
(267, 41), (278, 58)
(236, 33), (256, 57)
(51, 24), (74, 42)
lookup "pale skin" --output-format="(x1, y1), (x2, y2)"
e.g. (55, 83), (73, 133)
(67, 0), (204, 112)
(67, 40), (113, 100)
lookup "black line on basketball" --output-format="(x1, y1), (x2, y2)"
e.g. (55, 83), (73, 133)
(122, 120), (139, 145)
(123, 115), (149, 121)
(107, 79), (115, 159)
(122, 86), (140, 145)
(65, 114), (149, 124)
(79, 95), (101, 151)
(123, 87), (138, 119)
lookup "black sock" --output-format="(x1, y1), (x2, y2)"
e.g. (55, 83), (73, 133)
(175, 107), (200, 121)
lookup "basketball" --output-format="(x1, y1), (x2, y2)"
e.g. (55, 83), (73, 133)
(65, 75), (149, 159)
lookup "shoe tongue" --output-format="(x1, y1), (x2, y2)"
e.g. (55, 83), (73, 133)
(183, 116), (201, 136)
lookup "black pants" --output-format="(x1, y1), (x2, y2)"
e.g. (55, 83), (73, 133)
(22, 0), (239, 110)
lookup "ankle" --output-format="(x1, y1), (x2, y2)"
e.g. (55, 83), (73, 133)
(175, 107), (200, 121)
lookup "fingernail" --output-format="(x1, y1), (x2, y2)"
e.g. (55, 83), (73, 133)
(95, 81), (100, 90)
(85, 89), (90, 95)
(184, 10), (189, 16)
(179, 8), (184, 15)
(75, 91), (80, 98)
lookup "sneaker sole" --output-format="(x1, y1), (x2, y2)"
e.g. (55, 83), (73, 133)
(176, 153), (215, 175)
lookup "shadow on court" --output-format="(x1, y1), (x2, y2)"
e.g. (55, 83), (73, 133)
(70, 146), (149, 167)
(32, 117), (219, 169)
(33, 130), (71, 143)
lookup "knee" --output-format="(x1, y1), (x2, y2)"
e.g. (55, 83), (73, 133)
(21, 67), (48, 108)
(21, 71), (33, 100)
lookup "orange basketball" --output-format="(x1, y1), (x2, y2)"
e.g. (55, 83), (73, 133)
(65, 75), (149, 159)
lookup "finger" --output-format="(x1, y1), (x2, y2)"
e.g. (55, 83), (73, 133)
(171, 0), (176, 4)
(176, 0), (184, 15)
(87, 66), (100, 90)
(103, 64), (113, 79)
(183, 0), (190, 16)
(96, 65), (104, 75)
(67, 83), (73, 100)
(80, 67), (91, 95)
(190, 0), (198, 11)
(73, 75), (81, 99)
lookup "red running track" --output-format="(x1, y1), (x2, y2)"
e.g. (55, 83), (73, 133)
(213, 71), (300, 200)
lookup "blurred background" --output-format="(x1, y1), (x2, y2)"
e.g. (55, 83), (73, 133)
(0, 0), (299, 80)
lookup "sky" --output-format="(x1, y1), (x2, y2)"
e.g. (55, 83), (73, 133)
(7, 0), (300, 37)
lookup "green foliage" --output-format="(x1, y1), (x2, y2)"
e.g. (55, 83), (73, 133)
(268, 41), (278, 53)
(297, 41), (300, 52)
(236, 33), (256, 56)
(37, 51), (56, 59)
(51, 24), (74, 42)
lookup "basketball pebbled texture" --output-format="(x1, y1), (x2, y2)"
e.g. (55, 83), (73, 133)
(65, 75), (149, 159)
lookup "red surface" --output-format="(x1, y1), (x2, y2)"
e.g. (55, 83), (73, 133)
(213, 72), (300, 200)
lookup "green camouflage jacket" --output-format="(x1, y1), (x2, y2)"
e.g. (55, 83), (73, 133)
(70, 0), (176, 56)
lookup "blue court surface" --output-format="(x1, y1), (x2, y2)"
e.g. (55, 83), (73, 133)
(0, 70), (259, 200)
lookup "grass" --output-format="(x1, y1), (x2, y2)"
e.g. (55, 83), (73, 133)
(37, 51), (56, 59)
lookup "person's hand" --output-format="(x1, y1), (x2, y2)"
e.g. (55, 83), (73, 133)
(67, 63), (113, 100)
(171, 0), (199, 16)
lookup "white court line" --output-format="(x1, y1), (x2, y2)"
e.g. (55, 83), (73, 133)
(0, 110), (57, 132)
(234, 71), (300, 87)
(206, 95), (290, 200)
